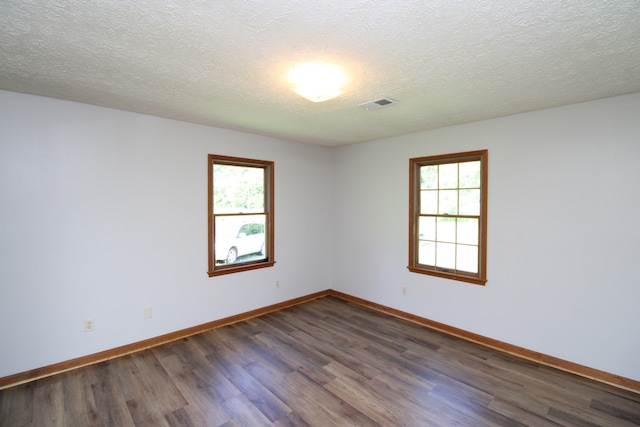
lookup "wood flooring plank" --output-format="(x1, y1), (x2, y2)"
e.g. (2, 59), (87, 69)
(245, 363), (379, 426)
(317, 312), (410, 356)
(90, 361), (136, 427)
(205, 343), (293, 423)
(205, 325), (263, 367)
(547, 406), (605, 427)
(105, 349), (187, 427)
(31, 376), (67, 427)
(253, 315), (334, 369)
(272, 411), (312, 427)
(487, 398), (564, 427)
(406, 344), (525, 398)
(286, 326), (382, 381)
(519, 380), (640, 427)
(590, 395), (640, 425)
(0, 379), (34, 427)
(484, 384), (553, 420)
(1, 295), (639, 426)
(367, 375), (468, 427)
(222, 394), (274, 426)
(428, 383), (528, 427)
(347, 311), (443, 352)
(164, 337), (241, 402)
(61, 365), (102, 427)
(130, 350), (188, 411)
(164, 406), (200, 427)
(323, 360), (442, 426)
(277, 308), (372, 354)
(156, 352), (234, 426)
(547, 401), (640, 427)
(125, 397), (172, 427)
(250, 328), (329, 376)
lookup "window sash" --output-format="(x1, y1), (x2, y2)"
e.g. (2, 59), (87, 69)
(408, 150), (487, 285)
(208, 155), (275, 276)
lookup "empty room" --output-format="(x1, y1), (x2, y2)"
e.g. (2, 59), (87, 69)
(1, 1), (639, 426)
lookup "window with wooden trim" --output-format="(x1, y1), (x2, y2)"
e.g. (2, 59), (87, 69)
(208, 155), (275, 276)
(408, 150), (488, 285)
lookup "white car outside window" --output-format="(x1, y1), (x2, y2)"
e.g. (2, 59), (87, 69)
(215, 221), (265, 264)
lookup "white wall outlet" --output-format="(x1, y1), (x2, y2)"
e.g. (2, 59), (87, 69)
(84, 318), (94, 332)
(275, 280), (280, 288)
(402, 287), (408, 296)
(144, 307), (152, 319)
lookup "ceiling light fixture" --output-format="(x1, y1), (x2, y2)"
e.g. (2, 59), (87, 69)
(289, 62), (346, 103)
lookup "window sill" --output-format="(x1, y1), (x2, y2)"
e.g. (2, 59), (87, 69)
(407, 266), (486, 286)
(208, 260), (276, 277)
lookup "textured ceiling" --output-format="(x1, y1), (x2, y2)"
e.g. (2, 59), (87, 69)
(1, 1), (639, 146)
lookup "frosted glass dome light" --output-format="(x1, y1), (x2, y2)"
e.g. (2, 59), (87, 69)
(289, 62), (346, 102)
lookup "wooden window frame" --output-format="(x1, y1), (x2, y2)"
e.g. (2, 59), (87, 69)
(408, 150), (488, 285)
(208, 154), (275, 277)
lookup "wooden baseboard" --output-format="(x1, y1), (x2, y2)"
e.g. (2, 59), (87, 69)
(328, 290), (640, 395)
(0, 290), (331, 390)
(2, 288), (638, 395)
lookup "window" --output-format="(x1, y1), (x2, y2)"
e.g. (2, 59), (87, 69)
(408, 150), (487, 285)
(208, 155), (274, 276)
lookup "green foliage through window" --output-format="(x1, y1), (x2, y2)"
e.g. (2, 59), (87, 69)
(213, 164), (265, 213)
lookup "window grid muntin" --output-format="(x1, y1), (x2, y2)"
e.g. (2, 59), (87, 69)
(419, 159), (480, 274)
(417, 214), (480, 274)
(409, 150), (487, 284)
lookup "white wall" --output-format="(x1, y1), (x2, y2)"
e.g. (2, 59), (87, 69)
(331, 92), (640, 382)
(2, 89), (639, 385)
(0, 90), (334, 377)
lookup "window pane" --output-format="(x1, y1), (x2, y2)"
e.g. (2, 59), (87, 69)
(420, 165), (438, 189)
(420, 190), (438, 214)
(439, 163), (458, 189)
(213, 164), (264, 213)
(418, 241), (435, 266)
(418, 216), (436, 241)
(457, 245), (478, 273)
(459, 189), (480, 216)
(439, 190), (458, 215)
(214, 214), (266, 265)
(436, 242), (456, 269)
(459, 161), (480, 188)
(437, 217), (456, 243)
(457, 218), (478, 245)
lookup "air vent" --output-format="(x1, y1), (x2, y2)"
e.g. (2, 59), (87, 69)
(358, 97), (398, 111)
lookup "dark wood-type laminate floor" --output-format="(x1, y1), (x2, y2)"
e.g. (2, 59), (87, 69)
(1, 296), (639, 426)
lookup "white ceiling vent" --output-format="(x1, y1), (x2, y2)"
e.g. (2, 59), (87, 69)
(358, 97), (398, 111)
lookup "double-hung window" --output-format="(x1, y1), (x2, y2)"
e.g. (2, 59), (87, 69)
(208, 155), (275, 276)
(408, 150), (488, 285)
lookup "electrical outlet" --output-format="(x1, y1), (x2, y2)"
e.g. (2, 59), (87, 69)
(144, 307), (152, 319)
(402, 287), (407, 296)
(275, 280), (280, 288)
(84, 318), (94, 332)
